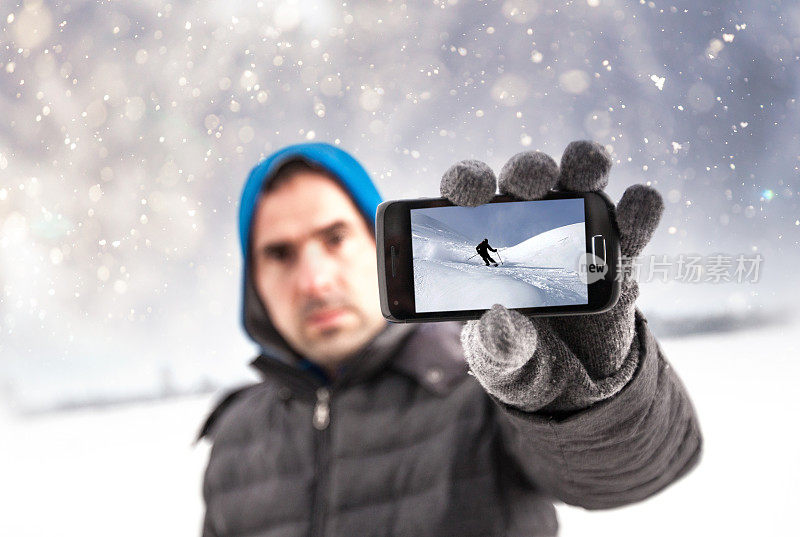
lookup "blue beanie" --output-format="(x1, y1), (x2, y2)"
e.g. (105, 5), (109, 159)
(238, 142), (383, 259)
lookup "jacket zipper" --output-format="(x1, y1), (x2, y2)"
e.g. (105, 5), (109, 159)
(309, 386), (331, 537)
(313, 387), (330, 430)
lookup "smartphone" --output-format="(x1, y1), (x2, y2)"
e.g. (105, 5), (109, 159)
(376, 192), (621, 322)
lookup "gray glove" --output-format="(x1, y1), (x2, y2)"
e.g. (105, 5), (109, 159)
(440, 141), (664, 414)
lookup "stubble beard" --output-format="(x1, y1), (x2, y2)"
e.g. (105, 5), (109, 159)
(295, 297), (377, 365)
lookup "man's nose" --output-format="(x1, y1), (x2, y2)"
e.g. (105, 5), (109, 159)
(295, 243), (336, 297)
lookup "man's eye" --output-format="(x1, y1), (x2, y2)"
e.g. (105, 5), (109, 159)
(326, 231), (346, 247)
(264, 246), (291, 262)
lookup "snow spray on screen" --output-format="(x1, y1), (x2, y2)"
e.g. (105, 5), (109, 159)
(409, 198), (591, 313)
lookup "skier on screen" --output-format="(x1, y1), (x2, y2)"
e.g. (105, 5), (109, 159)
(476, 238), (499, 266)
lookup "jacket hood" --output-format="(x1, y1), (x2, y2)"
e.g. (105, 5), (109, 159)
(238, 142), (387, 365)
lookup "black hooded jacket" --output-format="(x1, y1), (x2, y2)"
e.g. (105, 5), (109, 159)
(199, 307), (700, 536)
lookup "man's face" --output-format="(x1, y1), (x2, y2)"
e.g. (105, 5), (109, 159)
(250, 171), (386, 371)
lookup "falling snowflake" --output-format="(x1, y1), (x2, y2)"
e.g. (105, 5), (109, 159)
(650, 74), (665, 91)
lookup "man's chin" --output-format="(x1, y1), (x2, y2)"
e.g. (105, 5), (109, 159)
(303, 334), (365, 365)
(301, 317), (351, 346)
(300, 320), (378, 362)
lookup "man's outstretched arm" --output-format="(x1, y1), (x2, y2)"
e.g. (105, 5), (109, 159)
(440, 141), (703, 508)
(484, 306), (702, 509)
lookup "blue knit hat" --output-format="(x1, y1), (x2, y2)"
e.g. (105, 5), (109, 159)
(238, 142), (383, 259)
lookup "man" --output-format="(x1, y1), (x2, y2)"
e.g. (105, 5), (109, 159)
(198, 141), (702, 537)
(477, 237), (499, 266)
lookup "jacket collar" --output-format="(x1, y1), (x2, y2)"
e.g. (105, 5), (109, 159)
(389, 322), (469, 396)
(249, 320), (419, 393)
(249, 321), (469, 397)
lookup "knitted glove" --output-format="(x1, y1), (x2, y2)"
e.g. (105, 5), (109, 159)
(440, 141), (664, 413)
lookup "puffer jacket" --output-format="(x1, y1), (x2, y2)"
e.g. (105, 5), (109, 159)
(198, 309), (701, 537)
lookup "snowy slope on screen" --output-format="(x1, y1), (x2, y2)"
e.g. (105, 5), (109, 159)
(411, 213), (588, 312)
(502, 222), (587, 268)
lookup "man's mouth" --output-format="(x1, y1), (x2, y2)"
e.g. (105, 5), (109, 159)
(306, 308), (349, 330)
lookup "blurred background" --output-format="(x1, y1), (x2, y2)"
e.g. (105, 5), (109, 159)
(1, 0), (798, 535)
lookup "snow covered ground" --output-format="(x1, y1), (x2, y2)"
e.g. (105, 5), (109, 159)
(0, 396), (212, 536)
(411, 213), (588, 312)
(557, 313), (800, 536)
(2, 315), (798, 536)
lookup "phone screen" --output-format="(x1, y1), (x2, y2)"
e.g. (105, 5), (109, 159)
(410, 198), (589, 313)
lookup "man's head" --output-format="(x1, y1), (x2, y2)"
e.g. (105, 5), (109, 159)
(248, 158), (386, 373)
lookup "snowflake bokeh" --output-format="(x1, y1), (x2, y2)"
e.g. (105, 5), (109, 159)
(1, 0), (798, 409)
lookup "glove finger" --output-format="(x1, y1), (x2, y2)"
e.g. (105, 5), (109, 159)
(497, 151), (560, 200)
(440, 159), (496, 207)
(461, 304), (538, 372)
(556, 140), (612, 192)
(616, 184), (665, 258)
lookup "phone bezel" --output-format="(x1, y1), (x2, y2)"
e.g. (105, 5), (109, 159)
(376, 192), (621, 322)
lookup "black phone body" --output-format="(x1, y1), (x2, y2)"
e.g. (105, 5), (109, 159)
(376, 192), (621, 322)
